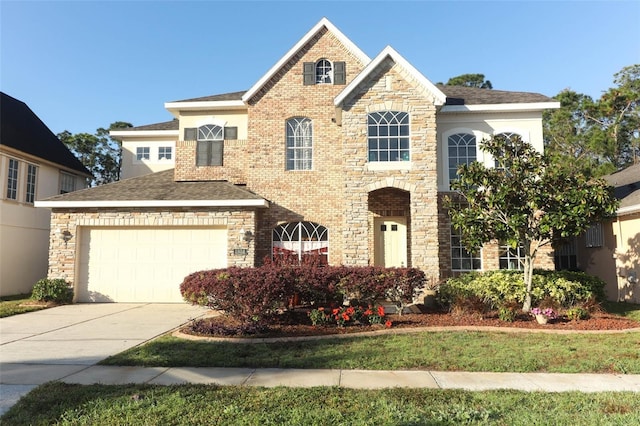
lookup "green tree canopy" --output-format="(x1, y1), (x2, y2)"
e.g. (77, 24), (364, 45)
(58, 121), (132, 186)
(447, 135), (618, 311)
(544, 64), (640, 176)
(445, 73), (493, 89)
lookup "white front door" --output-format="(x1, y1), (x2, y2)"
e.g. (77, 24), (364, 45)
(374, 217), (407, 267)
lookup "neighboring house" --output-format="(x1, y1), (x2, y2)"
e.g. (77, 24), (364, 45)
(572, 163), (640, 303)
(1, 92), (91, 296)
(36, 18), (559, 303)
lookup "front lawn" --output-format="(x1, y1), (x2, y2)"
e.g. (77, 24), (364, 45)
(3, 382), (639, 425)
(0, 294), (49, 318)
(100, 331), (640, 374)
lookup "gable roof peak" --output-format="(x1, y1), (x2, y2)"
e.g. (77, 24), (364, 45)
(242, 17), (371, 103)
(334, 45), (447, 107)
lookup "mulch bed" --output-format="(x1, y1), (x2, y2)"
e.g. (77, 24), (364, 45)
(181, 307), (640, 339)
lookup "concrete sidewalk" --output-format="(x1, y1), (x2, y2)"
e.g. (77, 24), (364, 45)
(3, 364), (639, 391)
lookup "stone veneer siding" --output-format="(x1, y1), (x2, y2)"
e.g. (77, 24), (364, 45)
(47, 208), (256, 288)
(341, 59), (440, 277)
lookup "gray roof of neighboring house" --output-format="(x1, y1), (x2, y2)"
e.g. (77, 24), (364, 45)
(39, 169), (265, 203)
(128, 120), (179, 131)
(171, 91), (247, 103)
(604, 163), (640, 210)
(0, 92), (91, 176)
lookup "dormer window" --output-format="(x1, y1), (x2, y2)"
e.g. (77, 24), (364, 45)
(303, 60), (346, 85)
(316, 59), (333, 84)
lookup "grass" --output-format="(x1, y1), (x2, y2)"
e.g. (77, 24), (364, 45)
(0, 294), (49, 318)
(100, 330), (640, 374)
(3, 382), (640, 425)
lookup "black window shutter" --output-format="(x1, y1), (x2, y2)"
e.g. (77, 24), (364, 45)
(224, 126), (238, 140)
(303, 62), (315, 85)
(334, 62), (346, 85)
(196, 141), (209, 166)
(211, 140), (224, 166)
(185, 127), (197, 141)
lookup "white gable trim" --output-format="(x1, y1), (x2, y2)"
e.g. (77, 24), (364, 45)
(35, 199), (269, 208)
(110, 130), (179, 138)
(164, 100), (247, 117)
(334, 45), (446, 107)
(441, 102), (560, 113)
(242, 17), (370, 103)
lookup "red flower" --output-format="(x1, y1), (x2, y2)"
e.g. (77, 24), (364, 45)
(346, 307), (355, 315)
(385, 320), (392, 328)
(378, 306), (385, 317)
(364, 309), (373, 316)
(342, 313), (350, 321)
(332, 308), (340, 316)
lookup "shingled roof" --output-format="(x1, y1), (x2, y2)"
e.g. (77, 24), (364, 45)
(36, 169), (268, 208)
(170, 91), (246, 103)
(436, 85), (554, 105)
(128, 120), (179, 131)
(1, 92), (91, 175)
(604, 163), (640, 212)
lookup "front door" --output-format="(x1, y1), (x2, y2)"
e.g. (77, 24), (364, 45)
(374, 217), (407, 267)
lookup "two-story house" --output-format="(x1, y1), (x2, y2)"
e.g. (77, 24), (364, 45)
(1, 92), (91, 296)
(36, 18), (559, 303)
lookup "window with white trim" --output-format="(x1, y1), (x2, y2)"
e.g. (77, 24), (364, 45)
(26, 164), (37, 203)
(6, 158), (18, 200)
(286, 117), (313, 170)
(197, 124), (224, 166)
(499, 243), (525, 270)
(158, 146), (172, 160)
(448, 133), (476, 188)
(59, 172), (76, 194)
(451, 226), (481, 271)
(315, 59), (333, 84)
(136, 147), (150, 161)
(367, 111), (410, 162)
(272, 221), (329, 264)
(494, 132), (521, 170)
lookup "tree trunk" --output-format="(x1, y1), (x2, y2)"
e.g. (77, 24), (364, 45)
(522, 242), (536, 312)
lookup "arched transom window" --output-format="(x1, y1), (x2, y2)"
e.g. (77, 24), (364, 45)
(367, 111), (410, 162)
(272, 221), (328, 263)
(315, 59), (333, 84)
(286, 117), (313, 170)
(494, 132), (522, 170)
(197, 124), (224, 166)
(448, 133), (477, 188)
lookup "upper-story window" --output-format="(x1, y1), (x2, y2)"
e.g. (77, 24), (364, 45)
(26, 164), (37, 203)
(286, 117), (313, 171)
(316, 59), (333, 84)
(367, 111), (410, 162)
(494, 132), (521, 170)
(448, 133), (477, 189)
(158, 147), (172, 160)
(6, 158), (19, 200)
(303, 60), (346, 85)
(136, 147), (150, 161)
(196, 124), (224, 166)
(59, 172), (76, 194)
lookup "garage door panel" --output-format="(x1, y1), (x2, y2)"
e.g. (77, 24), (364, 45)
(77, 227), (227, 303)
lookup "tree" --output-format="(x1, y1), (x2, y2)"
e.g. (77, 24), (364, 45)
(58, 121), (132, 186)
(544, 65), (640, 175)
(446, 73), (493, 89)
(446, 135), (618, 312)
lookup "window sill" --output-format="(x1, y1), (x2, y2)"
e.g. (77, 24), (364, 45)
(366, 161), (412, 172)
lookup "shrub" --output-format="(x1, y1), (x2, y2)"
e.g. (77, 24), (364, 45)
(180, 262), (425, 323)
(31, 278), (73, 304)
(565, 306), (590, 321)
(438, 270), (606, 311)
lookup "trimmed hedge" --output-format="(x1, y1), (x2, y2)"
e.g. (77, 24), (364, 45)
(31, 278), (73, 304)
(180, 258), (425, 322)
(438, 270), (606, 310)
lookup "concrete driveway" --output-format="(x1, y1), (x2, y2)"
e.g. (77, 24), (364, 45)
(0, 303), (209, 414)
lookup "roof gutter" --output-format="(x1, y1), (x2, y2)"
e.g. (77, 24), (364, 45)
(35, 199), (269, 209)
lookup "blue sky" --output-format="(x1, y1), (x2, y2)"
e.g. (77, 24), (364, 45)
(1, 0), (639, 135)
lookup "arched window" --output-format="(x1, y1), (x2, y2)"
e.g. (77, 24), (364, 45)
(315, 59), (333, 84)
(447, 133), (476, 188)
(367, 111), (410, 162)
(286, 118), (313, 170)
(197, 124), (224, 166)
(494, 132), (521, 170)
(272, 221), (328, 263)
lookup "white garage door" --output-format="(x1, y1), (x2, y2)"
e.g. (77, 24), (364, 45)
(77, 227), (227, 303)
